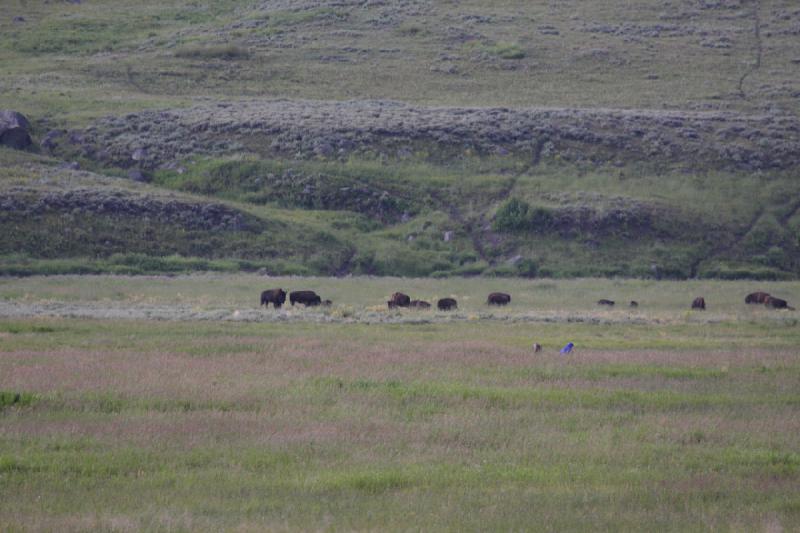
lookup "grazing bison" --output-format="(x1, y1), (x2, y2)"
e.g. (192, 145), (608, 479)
(487, 292), (511, 306)
(532, 343), (542, 353)
(765, 296), (795, 310)
(387, 292), (411, 309)
(745, 292), (771, 304)
(409, 300), (431, 309)
(290, 290), (322, 307)
(629, 300), (639, 308)
(260, 288), (287, 309)
(437, 297), (458, 311)
(691, 297), (706, 310)
(322, 299), (333, 306)
(597, 299), (615, 306)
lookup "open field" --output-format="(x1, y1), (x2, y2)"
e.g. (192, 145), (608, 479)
(1, 276), (799, 530)
(1, 274), (800, 326)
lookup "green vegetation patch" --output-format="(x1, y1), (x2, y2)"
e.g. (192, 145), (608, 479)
(0, 391), (38, 410)
(314, 377), (798, 412)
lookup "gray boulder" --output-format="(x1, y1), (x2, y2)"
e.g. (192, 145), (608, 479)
(0, 110), (32, 149)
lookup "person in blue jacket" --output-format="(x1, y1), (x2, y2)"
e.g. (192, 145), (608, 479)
(560, 342), (574, 354)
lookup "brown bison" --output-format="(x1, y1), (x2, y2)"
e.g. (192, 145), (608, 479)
(691, 297), (706, 310)
(745, 292), (771, 304)
(290, 290), (322, 306)
(629, 301), (639, 308)
(322, 299), (333, 306)
(437, 297), (458, 311)
(597, 299), (615, 306)
(487, 292), (511, 306)
(409, 300), (431, 309)
(387, 292), (411, 309)
(765, 296), (795, 310)
(260, 288), (286, 309)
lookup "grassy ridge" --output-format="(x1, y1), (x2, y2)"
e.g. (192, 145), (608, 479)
(3, 0), (797, 113)
(4, 147), (799, 279)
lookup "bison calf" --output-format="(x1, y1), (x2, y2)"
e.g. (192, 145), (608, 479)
(437, 297), (458, 311)
(487, 292), (511, 306)
(765, 296), (795, 310)
(260, 288), (286, 309)
(409, 300), (431, 309)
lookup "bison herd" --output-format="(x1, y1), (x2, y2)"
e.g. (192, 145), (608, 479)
(688, 291), (795, 311)
(261, 289), (516, 311)
(261, 288), (794, 312)
(386, 292), (459, 311)
(744, 291), (794, 310)
(260, 289), (331, 309)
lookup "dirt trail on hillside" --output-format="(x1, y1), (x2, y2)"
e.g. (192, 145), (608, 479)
(738, 0), (763, 100)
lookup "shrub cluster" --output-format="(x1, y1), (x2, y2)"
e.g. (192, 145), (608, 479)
(492, 198), (553, 233)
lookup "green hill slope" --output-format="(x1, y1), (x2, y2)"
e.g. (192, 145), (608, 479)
(1, 0), (799, 278)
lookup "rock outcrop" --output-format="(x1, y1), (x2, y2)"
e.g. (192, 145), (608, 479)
(0, 110), (32, 150)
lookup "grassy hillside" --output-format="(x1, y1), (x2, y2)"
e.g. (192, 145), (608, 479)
(1, 0), (799, 278)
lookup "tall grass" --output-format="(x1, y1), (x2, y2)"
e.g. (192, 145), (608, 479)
(0, 313), (798, 530)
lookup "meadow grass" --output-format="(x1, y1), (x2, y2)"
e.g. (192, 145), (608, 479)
(0, 276), (799, 530)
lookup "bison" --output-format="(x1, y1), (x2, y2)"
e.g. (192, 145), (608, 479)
(437, 297), (458, 311)
(745, 291), (771, 304)
(260, 288), (287, 309)
(629, 300), (639, 308)
(487, 292), (511, 306)
(387, 292), (411, 309)
(409, 300), (431, 309)
(597, 299), (615, 306)
(691, 297), (706, 310)
(290, 290), (322, 307)
(765, 296), (795, 310)
(532, 343), (542, 353)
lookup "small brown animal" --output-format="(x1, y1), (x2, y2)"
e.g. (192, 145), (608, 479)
(387, 292), (411, 309)
(322, 299), (333, 306)
(597, 299), (615, 306)
(629, 301), (639, 308)
(409, 300), (431, 309)
(745, 292), (771, 304)
(691, 297), (706, 310)
(487, 292), (511, 306)
(532, 343), (542, 352)
(765, 296), (795, 310)
(437, 297), (458, 311)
